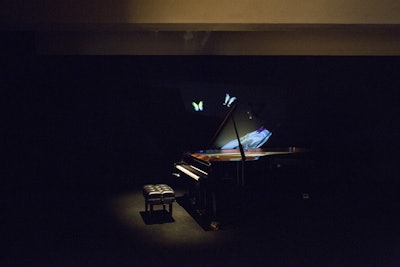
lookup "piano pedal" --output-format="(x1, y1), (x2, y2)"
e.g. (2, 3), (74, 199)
(210, 221), (220, 231)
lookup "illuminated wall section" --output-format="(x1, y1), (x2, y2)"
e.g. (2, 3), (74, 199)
(1, 0), (400, 55)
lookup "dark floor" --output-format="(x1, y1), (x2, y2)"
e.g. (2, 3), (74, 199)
(3, 159), (400, 267)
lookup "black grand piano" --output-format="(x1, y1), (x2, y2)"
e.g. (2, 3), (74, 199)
(173, 99), (308, 230)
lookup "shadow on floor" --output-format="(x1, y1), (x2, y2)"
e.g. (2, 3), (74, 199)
(139, 210), (175, 225)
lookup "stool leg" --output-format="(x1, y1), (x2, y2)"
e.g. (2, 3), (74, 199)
(169, 203), (173, 216)
(145, 200), (148, 212)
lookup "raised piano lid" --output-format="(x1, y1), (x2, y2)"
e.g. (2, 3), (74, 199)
(178, 85), (306, 161)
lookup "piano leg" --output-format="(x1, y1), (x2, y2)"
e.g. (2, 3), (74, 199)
(210, 191), (220, 231)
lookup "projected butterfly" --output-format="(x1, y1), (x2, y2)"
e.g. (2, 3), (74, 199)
(223, 93), (237, 107)
(192, 100), (204, 111)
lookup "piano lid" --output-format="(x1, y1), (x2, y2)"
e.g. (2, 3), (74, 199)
(207, 102), (274, 152)
(178, 82), (289, 153)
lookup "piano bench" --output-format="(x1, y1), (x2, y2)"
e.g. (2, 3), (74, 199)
(143, 184), (175, 216)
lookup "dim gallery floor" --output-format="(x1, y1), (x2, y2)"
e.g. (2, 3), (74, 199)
(3, 160), (400, 267)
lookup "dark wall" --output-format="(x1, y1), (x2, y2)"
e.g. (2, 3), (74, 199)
(2, 33), (400, 184)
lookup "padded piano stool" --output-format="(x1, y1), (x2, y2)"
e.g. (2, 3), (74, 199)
(143, 184), (175, 217)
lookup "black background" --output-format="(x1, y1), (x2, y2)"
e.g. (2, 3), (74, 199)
(2, 32), (400, 185)
(2, 32), (400, 267)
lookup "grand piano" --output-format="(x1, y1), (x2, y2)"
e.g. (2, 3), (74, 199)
(174, 147), (307, 229)
(173, 97), (308, 230)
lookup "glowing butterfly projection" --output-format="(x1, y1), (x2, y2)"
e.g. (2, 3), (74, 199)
(192, 100), (204, 112)
(223, 93), (237, 107)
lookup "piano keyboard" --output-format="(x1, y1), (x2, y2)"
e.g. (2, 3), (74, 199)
(175, 163), (208, 181)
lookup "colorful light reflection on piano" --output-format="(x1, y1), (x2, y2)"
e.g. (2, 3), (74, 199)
(221, 126), (272, 150)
